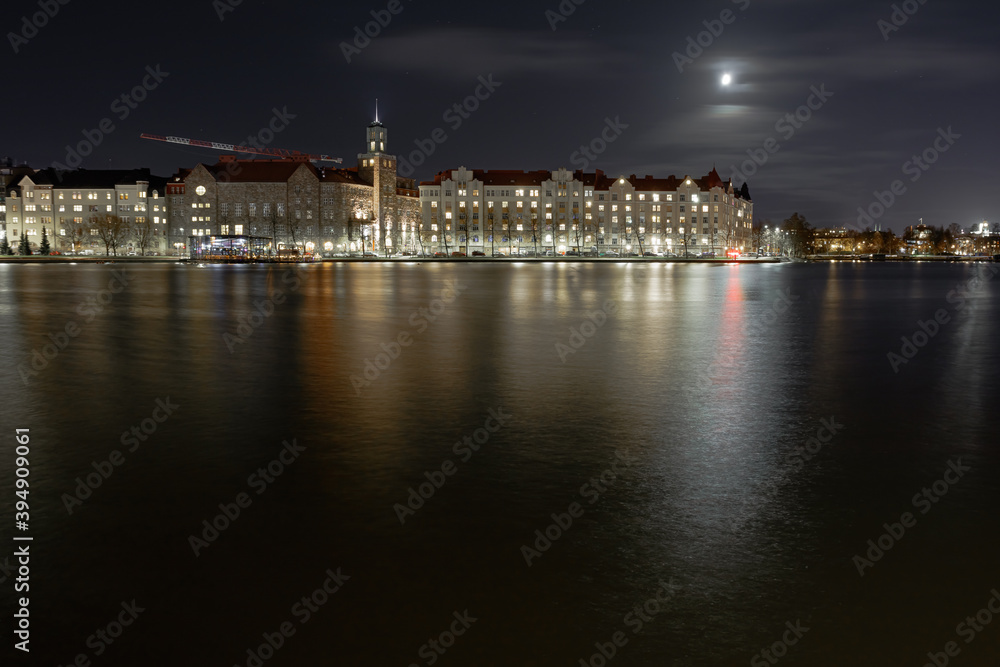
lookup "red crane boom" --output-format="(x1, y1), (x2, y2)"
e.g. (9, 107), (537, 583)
(140, 133), (343, 163)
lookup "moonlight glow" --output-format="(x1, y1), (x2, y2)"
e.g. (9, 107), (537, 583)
(721, 73), (732, 86)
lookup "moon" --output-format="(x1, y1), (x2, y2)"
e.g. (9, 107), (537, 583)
(721, 73), (732, 86)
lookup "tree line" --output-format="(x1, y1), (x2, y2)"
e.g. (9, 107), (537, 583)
(750, 214), (989, 257)
(1, 215), (161, 257)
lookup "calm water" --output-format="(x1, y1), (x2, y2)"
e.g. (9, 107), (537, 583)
(0, 261), (998, 666)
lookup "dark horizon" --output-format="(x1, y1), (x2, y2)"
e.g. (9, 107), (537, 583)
(3, 0), (998, 233)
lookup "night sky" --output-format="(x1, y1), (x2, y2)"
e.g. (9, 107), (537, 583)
(4, 0), (998, 232)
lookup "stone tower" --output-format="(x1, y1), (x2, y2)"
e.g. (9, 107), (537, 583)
(357, 113), (398, 254)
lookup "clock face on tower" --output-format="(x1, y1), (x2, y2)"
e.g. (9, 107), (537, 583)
(195, 186), (206, 196)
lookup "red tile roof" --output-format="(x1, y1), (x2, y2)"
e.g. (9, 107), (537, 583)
(421, 167), (734, 193)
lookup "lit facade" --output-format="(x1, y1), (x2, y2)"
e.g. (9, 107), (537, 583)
(418, 167), (753, 255)
(166, 121), (420, 256)
(5, 168), (170, 254)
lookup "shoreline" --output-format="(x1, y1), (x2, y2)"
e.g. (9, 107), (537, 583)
(0, 255), (993, 265)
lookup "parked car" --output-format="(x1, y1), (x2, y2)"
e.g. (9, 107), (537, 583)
(472, 251), (486, 256)
(643, 251), (657, 257)
(583, 251), (599, 257)
(451, 251), (467, 257)
(401, 250), (416, 256)
(565, 250), (581, 256)
(434, 252), (448, 257)
(492, 252), (507, 258)
(601, 251), (620, 258)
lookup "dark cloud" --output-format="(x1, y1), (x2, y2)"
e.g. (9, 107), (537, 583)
(3, 0), (998, 231)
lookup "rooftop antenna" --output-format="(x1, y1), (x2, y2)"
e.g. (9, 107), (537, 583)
(375, 99), (379, 124)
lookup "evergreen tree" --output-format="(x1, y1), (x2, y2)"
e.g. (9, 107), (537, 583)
(0, 236), (10, 256)
(40, 227), (51, 255)
(19, 232), (32, 255)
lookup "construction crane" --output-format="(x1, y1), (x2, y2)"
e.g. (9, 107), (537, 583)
(140, 133), (343, 163)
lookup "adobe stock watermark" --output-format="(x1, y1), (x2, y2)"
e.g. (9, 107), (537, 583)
(750, 620), (810, 667)
(351, 279), (467, 394)
(7, 0), (71, 54)
(697, 287), (799, 389)
(672, 0), (751, 73)
(922, 588), (1000, 667)
(61, 397), (180, 515)
(394, 407), (512, 524)
(851, 458), (971, 576)
(856, 126), (959, 228)
(407, 610), (478, 667)
(224, 266), (309, 353)
(878, 0), (929, 41)
(213, 107), (298, 185)
(232, 568), (350, 667)
(18, 269), (132, 385)
(577, 579), (680, 667)
(213, 0), (242, 21)
(50, 65), (169, 172)
(187, 439), (306, 556)
(570, 117), (629, 171)
(397, 75), (503, 178)
(521, 448), (634, 567)
(546, 0), (587, 31)
(340, 0), (413, 63)
(556, 300), (618, 362)
(888, 262), (998, 373)
(729, 417), (845, 533)
(729, 85), (833, 184)
(237, 107), (297, 154)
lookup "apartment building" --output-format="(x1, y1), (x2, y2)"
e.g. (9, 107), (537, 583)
(5, 168), (170, 253)
(418, 167), (753, 255)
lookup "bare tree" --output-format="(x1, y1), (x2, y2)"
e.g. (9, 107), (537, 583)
(750, 220), (766, 254)
(634, 217), (646, 255)
(680, 223), (695, 258)
(286, 212), (303, 251)
(486, 211), (496, 256)
(68, 223), (92, 253)
(530, 215), (540, 256)
(265, 205), (285, 256)
(133, 218), (155, 256)
(94, 214), (131, 257)
(503, 209), (515, 256)
(571, 215), (584, 252)
(721, 216), (738, 254)
(414, 216), (427, 257)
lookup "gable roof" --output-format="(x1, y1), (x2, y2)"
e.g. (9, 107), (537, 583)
(421, 167), (735, 193)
